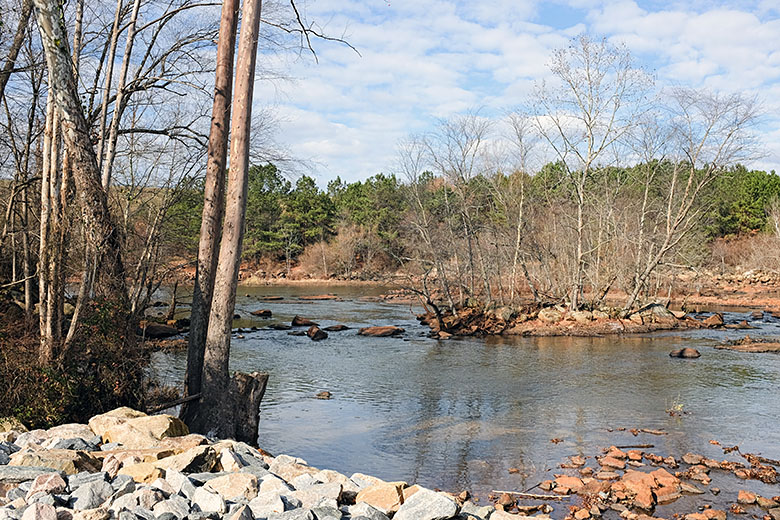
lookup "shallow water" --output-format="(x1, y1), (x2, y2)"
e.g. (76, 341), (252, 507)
(151, 285), (780, 502)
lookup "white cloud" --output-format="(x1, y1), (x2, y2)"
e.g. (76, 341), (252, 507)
(254, 0), (780, 182)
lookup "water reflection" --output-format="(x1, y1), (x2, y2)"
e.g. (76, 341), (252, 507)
(152, 285), (780, 496)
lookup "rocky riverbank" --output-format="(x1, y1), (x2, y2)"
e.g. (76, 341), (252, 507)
(416, 303), (724, 338)
(2, 409), (780, 520)
(0, 408), (490, 520)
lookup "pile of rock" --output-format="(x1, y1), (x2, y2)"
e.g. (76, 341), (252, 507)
(0, 408), (492, 520)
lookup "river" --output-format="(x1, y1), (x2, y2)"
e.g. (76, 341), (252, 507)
(150, 284), (780, 504)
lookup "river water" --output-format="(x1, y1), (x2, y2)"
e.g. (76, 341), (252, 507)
(151, 284), (780, 503)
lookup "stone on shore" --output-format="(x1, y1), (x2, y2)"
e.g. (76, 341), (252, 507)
(191, 487), (226, 514)
(154, 446), (216, 473)
(204, 473), (258, 501)
(355, 481), (405, 514)
(101, 415), (189, 450)
(118, 462), (165, 484)
(393, 487), (458, 520)
(21, 503), (56, 520)
(25, 473), (67, 500)
(9, 450), (100, 475)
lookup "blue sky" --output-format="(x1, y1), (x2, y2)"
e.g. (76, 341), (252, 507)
(254, 0), (780, 183)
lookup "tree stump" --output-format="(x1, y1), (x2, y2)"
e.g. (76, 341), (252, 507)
(230, 371), (268, 445)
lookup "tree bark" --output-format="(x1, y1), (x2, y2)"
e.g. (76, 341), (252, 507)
(191, 0), (263, 438)
(33, 0), (129, 320)
(180, 0), (239, 428)
(0, 0), (33, 102)
(231, 371), (268, 445)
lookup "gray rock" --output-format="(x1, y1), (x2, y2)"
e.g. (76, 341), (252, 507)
(69, 479), (114, 510)
(226, 505), (253, 520)
(27, 493), (62, 507)
(768, 508), (780, 520)
(50, 439), (98, 451)
(267, 510), (315, 520)
(131, 508), (157, 520)
(289, 483), (341, 509)
(347, 503), (389, 520)
(191, 487), (225, 514)
(18, 481), (32, 492)
(0, 451), (9, 465)
(187, 473), (228, 486)
(393, 488), (458, 520)
(280, 495), (302, 510)
(118, 511), (139, 520)
(0, 467), (64, 484)
(458, 502), (493, 520)
(152, 495), (191, 519)
(186, 513), (219, 520)
(164, 470), (196, 501)
(20, 503), (56, 520)
(134, 488), (165, 511)
(0, 442), (20, 455)
(311, 506), (342, 520)
(7, 487), (27, 501)
(155, 514), (178, 520)
(249, 491), (286, 517)
(109, 491), (138, 512)
(290, 474), (319, 490)
(68, 471), (108, 491)
(111, 475), (136, 497)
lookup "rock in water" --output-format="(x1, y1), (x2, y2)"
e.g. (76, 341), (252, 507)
(250, 309), (272, 317)
(322, 325), (350, 332)
(669, 348), (701, 359)
(702, 313), (724, 328)
(292, 316), (318, 327)
(306, 326), (328, 341)
(357, 326), (404, 337)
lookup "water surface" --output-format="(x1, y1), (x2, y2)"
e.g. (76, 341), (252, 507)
(151, 285), (780, 502)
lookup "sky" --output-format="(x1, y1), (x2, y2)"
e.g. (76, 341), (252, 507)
(253, 0), (780, 184)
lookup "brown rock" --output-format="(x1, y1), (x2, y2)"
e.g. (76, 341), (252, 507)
(355, 482), (405, 514)
(633, 485), (655, 510)
(595, 471), (621, 480)
(654, 485), (682, 504)
(737, 490), (757, 504)
(685, 514), (708, 520)
(768, 508), (780, 520)
(496, 493), (515, 507)
(155, 446), (216, 473)
(323, 325), (350, 332)
(757, 496), (780, 509)
(9, 450), (100, 475)
(650, 468), (679, 489)
(250, 309), (272, 317)
(402, 484), (421, 501)
(102, 414), (188, 449)
(703, 510), (726, 520)
(118, 462), (164, 483)
(26, 473), (67, 500)
(574, 508), (591, 520)
(628, 451), (643, 462)
(607, 447), (627, 459)
(21, 503), (57, 520)
(669, 348), (701, 358)
(306, 325), (328, 341)
(555, 475), (584, 493)
(291, 316), (318, 327)
(680, 482), (705, 494)
(682, 453), (704, 465)
(357, 326), (405, 337)
(703, 313), (724, 328)
(600, 456), (626, 470)
(570, 455), (587, 467)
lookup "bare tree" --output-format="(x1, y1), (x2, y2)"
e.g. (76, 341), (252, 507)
(532, 34), (652, 309)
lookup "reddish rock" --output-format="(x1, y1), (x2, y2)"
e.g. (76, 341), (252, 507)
(703, 510), (726, 520)
(703, 313), (724, 328)
(599, 456), (626, 470)
(496, 493), (515, 507)
(633, 485), (656, 510)
(292, 316), (318, 327)
(682, 453), (704, 465)
(655, 485), (682, 504)
(628, 450), (643, 462)
(323, 325), (350, 332)
(607, 447), (627, 460)
(574, 508), (591, 520)
(250, 309), (272, 317)
(306, 325), (328, 341)
(555, 475), (584, 494)
(650, 468), (679, 489)
(757, 497), (780, 509)
(685, 514), (708, 520)
(357, 326), (405, 337)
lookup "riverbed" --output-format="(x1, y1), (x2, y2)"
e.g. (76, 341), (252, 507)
(150, 284), (780, 501)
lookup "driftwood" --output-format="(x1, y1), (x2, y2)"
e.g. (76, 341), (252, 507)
(147, 393), (201, 414)
(491, 490), (566, 500)
(616, 444), (655, 449)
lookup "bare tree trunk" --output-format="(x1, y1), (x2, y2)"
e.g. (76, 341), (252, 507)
(0, 0), (33, 102)
(181, 0), (239, 427)
(33, 0), (129, 324)
(95, 0), (125, 165)
(101, 0), (142, 190)
(190, 0), (263, 437)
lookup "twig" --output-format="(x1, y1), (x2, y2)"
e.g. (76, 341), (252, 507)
(616, 444), (655, 449)
(491, 491), (566, 500)
(147, 393), (201, 414)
